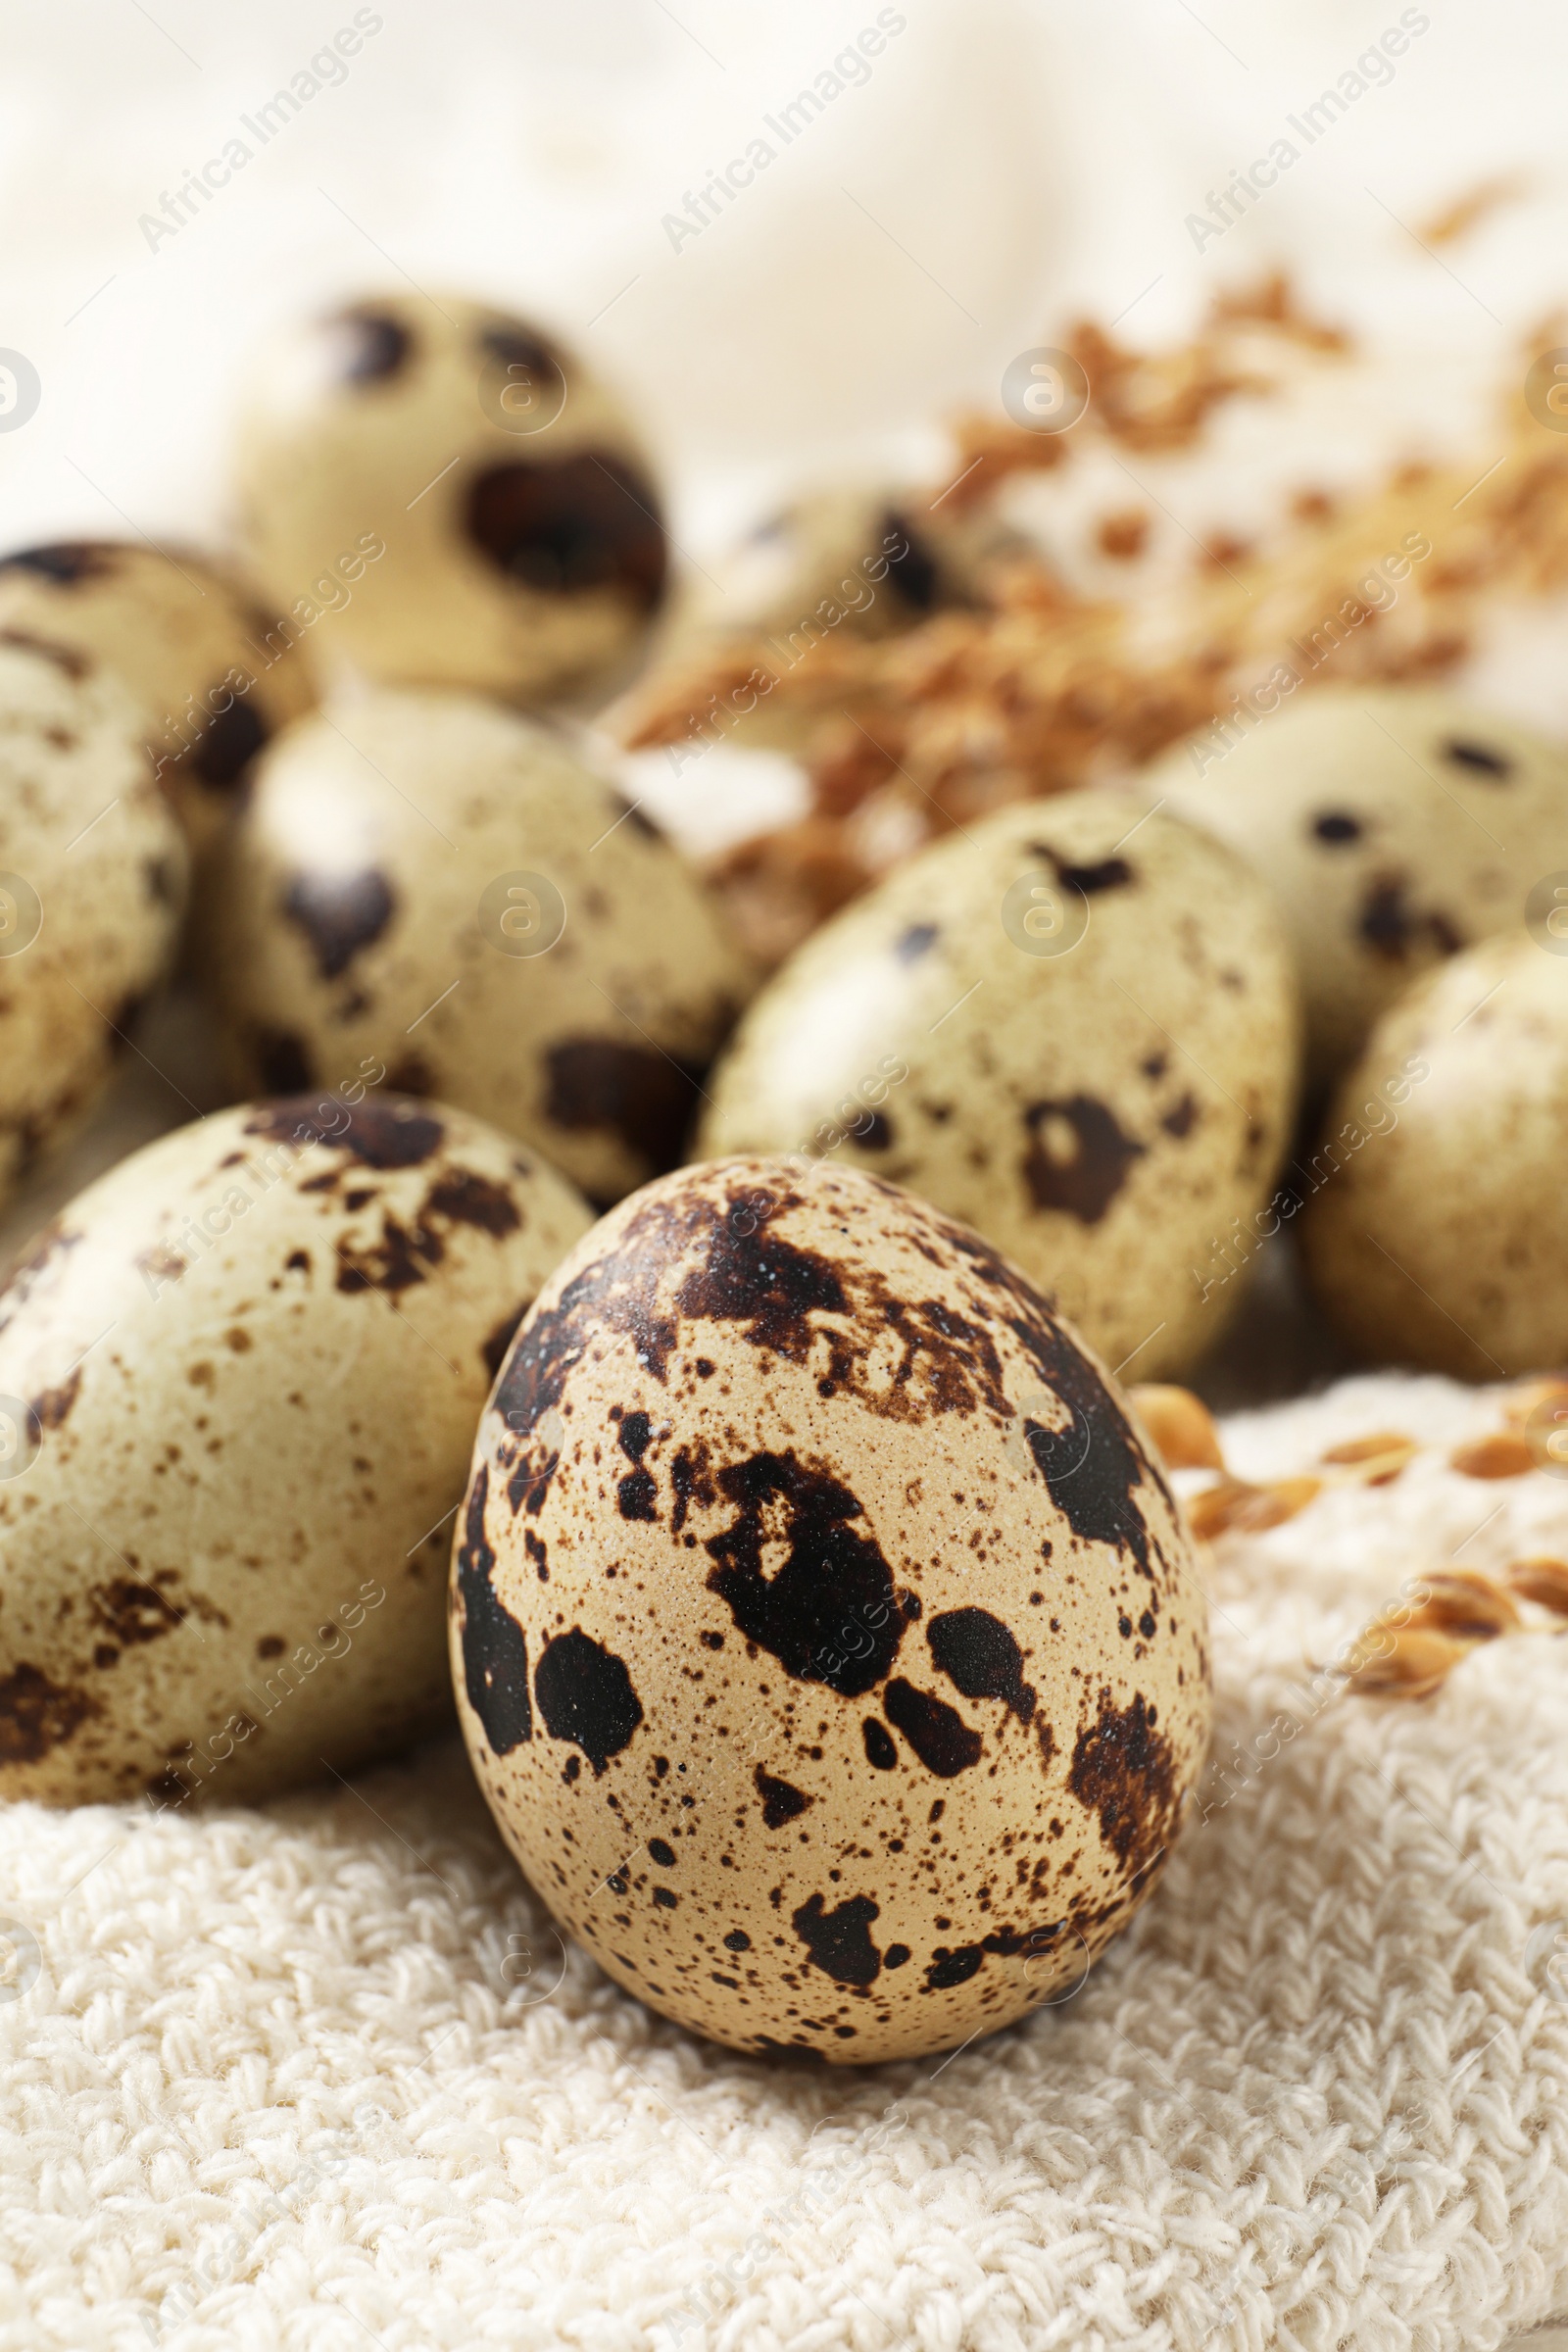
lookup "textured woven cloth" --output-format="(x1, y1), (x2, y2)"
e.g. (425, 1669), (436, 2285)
(1, 1368), (1566, 2352)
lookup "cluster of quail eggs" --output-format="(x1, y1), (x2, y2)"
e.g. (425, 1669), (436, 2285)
(0, 285), (1564, 2065)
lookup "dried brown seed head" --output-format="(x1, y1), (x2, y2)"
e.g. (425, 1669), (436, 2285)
(1410, 1571), (1520, 1642)
(1506, 1556), (1568, 1617)
(1322, 1430), (1417, 1464)
(1320, 1431), (1420, 1486)
(1343, 1626), (1471, 1700)
(1187, 1474), (1319, 1542)
(1129, 1383), (1225, 1472)
(1448, 1433), (1537, 1481)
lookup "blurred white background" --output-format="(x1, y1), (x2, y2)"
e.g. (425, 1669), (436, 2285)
(3, 0), (1566, 555)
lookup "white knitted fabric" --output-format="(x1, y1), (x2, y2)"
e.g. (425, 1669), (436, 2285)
(1, 1369), (1566, 2352)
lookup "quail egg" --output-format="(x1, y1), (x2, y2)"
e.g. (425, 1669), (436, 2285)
(1302, 928), (1568, 1376)
(0, 1090), (592, 1803)
(200, 687), (756, 1206)
(0, 632), (188, 1210)
(0, 541), (313, 853)
(698, 793), (1298, 1380)
(1152, 685), (1568, 1089)
(451, 1155), (1211, 2064)
(232, 292), (667, 707)
(691, 485), (1021, 647)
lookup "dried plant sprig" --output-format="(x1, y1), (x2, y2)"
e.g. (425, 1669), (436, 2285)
(1319, 1432), (1421, 1487)
(1341, 1626), (1473, 1700)
(1448, 1433), (1537, 1481)
(1506, 1557), (1568, 1618)
(1410, 1571), (1521, 1642)
(1128, 1384), (1225, 1473)
(618, 288), (1568, 966)
(1186, 1475), (1320, 1543)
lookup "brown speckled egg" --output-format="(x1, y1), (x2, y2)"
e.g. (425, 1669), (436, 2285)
(698, 792), (1298, 1380)
(0, 541), (313, 852)
(232, 292), (666, 708)
(199, 687), (757, 1207)
(450, 1155), (1211, 2065)
(0, 1091), (591, 1804)
(691, 486), (1021, 644)
(1302, 930), (1568, 1377)
(0, 633), (188, 1211)
(1152, 685), (1568, 1090)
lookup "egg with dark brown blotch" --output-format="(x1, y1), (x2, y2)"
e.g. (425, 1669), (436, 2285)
(232, 292), (667, 708)
(0, 541), (313, 852)
(698, 793), (1298, 1380)
(692, 486), (1023, 644)
(0, 1091), (592, 1805)
(199, 688), (758, 1206)
(1153, 685), (1568, 1090)
(450, 1156), (1211, 2065)
(0, 633), (188, 1210)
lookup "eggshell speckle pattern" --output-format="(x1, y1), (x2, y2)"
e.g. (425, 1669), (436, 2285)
(1303, 931), (1568, 1377)
(0, 1092), (592, 1804)
(201, 688), (757, 1206)
(1154, 685), (1568, 1089)
(689, 486), (1020, 647)
(0, 634), (188, 1209)
(0, 540), (312, 853)
(450, 1156), (1211, 2065)
(233, 292), (667, 707)
(699, 794), (1298, 1380)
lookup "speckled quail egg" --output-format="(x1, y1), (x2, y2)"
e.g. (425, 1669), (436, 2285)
(0, 1090), (591, 1804)
(1152, 685), (1568, 1091)
(0, 541), (313, 853)
(1302, 929), (1568, 1377)
(199, 686), (756, 1206)
(0, 632), (188, 1209)
(698, 793), (1298, 1381)
(687, 485), (1023, 649)
(232, 292), (667, 707)
(450, 1155), (1211, 2065)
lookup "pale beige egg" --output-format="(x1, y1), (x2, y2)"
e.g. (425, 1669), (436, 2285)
(690, 485), (1021, 644)
(0, 633), (188, 1210)
(0, 541), (313, 852)
(450, 1156), (1211, 2065)
(1152, 685), (1568, 1090)
(1302, 930), (1568, 1377)
(697, 793), (1299, 1380)
(232, 293), (666, 708)
(199, 687), (757, 1206)
(0, 1091), (591, 1804)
